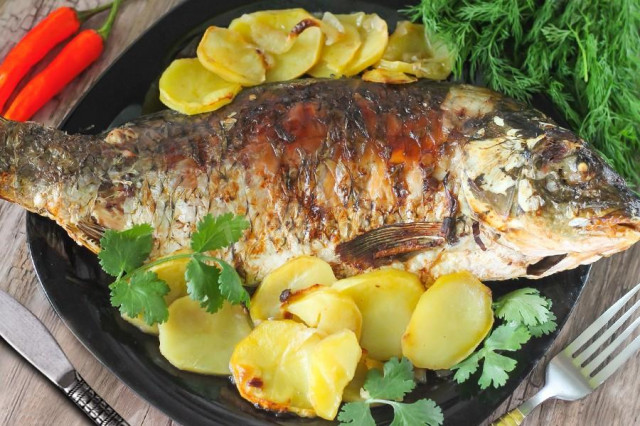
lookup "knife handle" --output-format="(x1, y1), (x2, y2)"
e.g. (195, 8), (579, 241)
(65, 372), (129, 426)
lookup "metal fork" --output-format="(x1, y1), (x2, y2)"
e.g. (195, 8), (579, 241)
(491, 282), (640, 426)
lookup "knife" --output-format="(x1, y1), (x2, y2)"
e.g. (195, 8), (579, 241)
(0, 289), (129, 426)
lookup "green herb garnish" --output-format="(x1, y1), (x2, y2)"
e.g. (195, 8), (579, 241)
(100, 213), (250, 324)
(403, 0), (640, 186)
(338, 357), (444, 426)
(452, 287), (557, 389)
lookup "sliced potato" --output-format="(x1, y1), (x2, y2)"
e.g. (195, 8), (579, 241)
(229, 9), (324, 82)
(250, 256), (337, 324)
(309, 330), (361, 420)
(197, 26), (266, 86)
(402, 271), (493, 370)
(230, 320), (322, 417)
(380, 21), (453, 80)
(229, 9), (319, 54)
(332, 269), (424, 361)
(339, 13), (388, 76)
(362, 68), (417, 84)
(264, 26), (324, 82)
(159, 58), (242, 115)
(309, 13), (362, 78)
(281, 284), (362, 338)
(122, 256), (190, 334)
(342, 355), (383, 402)
(158, 297), (252, 375)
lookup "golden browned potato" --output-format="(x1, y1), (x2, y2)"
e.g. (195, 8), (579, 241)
(197, 26), (266, 86)
(159, 58), (242, 115)
(158, 297), (252, 375)
(402, 271), (494, 370)
(230, 320), (360, 420)
(250, 256), (337, 324)
(309, 12), (362, 78)
(362, 68), (417, 84)
(122, 256), (190, 334)
(379, 21), (453, 80)
(338, 13), (388, 76)
(229, 320), (322, 417)
(332, 269), (424, 360)
(281, 284), (362, 338)
(308, 330), (361, 419)
(229, 9), (324, 82)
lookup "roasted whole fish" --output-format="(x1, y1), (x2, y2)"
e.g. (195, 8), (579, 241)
(1, 79), (639, 284)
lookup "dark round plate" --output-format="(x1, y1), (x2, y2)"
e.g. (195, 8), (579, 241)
(26, 0), (590, 425)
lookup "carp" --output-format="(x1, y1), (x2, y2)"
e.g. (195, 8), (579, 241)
(0, 78), (638, 284)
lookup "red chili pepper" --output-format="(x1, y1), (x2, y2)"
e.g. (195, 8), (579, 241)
(0, 3), (114, 113)
(4, 0), (122, 122)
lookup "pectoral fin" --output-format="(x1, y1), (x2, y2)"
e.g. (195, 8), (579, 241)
(336, 222), (444, 268)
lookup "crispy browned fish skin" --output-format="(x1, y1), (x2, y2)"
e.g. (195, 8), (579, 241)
(0, 79), (639, 284)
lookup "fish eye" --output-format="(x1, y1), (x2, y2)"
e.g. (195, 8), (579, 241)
(577, 162), (588, 173)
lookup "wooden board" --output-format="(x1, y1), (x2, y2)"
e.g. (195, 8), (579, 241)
(0, 1), (639, 425)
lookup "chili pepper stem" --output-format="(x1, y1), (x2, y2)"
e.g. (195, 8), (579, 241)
(97, 0), (123, 39)
(76, 2), (115, 23)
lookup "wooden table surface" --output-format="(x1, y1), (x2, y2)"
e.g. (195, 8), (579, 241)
(1, 1), (639, 425)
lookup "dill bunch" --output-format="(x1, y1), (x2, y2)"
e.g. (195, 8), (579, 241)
(404, 0), (640, 186)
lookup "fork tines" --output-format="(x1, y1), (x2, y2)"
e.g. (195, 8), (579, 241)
(563, 282), (640, 388)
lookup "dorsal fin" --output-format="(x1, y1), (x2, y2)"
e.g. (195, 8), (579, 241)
(336, 222), (444, 268)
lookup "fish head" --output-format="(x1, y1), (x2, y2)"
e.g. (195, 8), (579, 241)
(461, 118), (640, 269)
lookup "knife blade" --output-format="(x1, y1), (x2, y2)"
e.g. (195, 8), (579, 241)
(0, 289), (129, 425)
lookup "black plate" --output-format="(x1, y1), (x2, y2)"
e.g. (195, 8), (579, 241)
(26, 0), (590, 424)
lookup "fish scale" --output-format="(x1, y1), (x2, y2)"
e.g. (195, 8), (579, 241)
(0, 78), (638, 284)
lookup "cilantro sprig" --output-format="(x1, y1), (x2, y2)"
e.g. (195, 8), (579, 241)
(338, 357), (443, 426)
(99, 213), (250, 324)
(452, 287), (557, 389)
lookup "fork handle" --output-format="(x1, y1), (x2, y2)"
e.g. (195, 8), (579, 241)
(491, 407), (525, 426)
(65, 372), (129, 425)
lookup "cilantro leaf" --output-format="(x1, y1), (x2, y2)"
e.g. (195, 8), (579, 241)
(485, 322), (531, 351)
(528, 310), (558, 337)
(109, 270), (169, 325)
(365, 357), (415, 400)
(337, 402), (376, 426)
(99, 224), (154, 276)
(190, 213), (249, 253)
(185, 255), (224, 313)
(390, 399), (444, 426)
(493, 288), (552, 326)
(216, 258), (250, 306)
(478, 351), (517, 389)
(452, 351), (482, 384)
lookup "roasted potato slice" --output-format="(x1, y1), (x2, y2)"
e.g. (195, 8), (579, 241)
(362, 68), (417, 84)
(158, 297), (252, 375)
(122, 256), (190, 334)
(230, 320), (322, 417)
(402, 271), (493, 370)
(309, 330), (361, 419)
(229, 9), (324, 82)
(281, 284), (362, 338)
(309, 13), (362, 78)
(380, 21), (453, 80)
(250, 256), (337, 324)
(159, 58), (242, 115)
(197, 26), (266, 86)
(230, 320), (360, 420)
(338, 13), (388, 76)
(332, 269), (424, 360)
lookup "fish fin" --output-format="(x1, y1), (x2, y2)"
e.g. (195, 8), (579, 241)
(336, 222), (444, 268)
(526, 254), (567, 276)
(61, 218), (105, 254)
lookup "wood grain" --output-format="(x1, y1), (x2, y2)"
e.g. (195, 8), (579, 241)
(0, 1), (639, 425)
